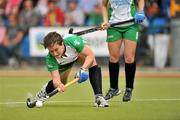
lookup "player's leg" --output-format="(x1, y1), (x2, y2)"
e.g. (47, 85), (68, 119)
(77, 54), (108, 107)
(123, 24), (139, 102)
(104, 28), (123, 101)
(89, 65), (109, 107)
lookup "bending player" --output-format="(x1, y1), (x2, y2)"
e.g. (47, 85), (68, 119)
(32, 31), (108, 107)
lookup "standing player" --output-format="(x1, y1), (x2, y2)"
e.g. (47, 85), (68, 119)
(34, 31), (108, 107)
(101, 0), (145, 102)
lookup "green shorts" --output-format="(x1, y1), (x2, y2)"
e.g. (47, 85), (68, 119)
(107, 24), (139, 42)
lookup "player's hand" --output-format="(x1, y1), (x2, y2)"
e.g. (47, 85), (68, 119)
(56, 83), (65, 92)
(75, 67), (88, 83)
(134, 10), (145, 24)
(101, 22), (108, 30)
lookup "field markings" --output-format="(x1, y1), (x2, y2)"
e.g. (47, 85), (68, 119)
(0, 98), (180, 105)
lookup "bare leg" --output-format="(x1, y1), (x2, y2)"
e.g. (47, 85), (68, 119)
(123, 39), (137, 102)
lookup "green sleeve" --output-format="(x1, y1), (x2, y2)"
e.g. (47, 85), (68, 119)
(64, 35), (85, 53)
(45, 53), (59, 72)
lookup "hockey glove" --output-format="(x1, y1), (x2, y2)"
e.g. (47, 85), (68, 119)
(75, 67), (88, 83)
(134, 10), (145, 24)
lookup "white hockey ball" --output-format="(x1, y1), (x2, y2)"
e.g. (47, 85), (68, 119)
(36, 101), (43, 108)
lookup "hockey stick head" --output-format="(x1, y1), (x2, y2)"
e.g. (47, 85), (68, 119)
(26, 92), (54, 108)
(26, 98), (36, 108)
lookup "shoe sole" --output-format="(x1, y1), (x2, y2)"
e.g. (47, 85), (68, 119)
(122, 95), (132, 102)
(123, 99), (131, 102)
(122, 98), (131, 102)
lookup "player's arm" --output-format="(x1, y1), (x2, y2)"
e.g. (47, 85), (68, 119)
(102, 0), (109, 23)
(75, 45), (94, 83)
(137, 0), (145, 11)
(51, 70), (65, 92)
(69, 35), (94, 69)
(46, 55), (65, 92)
(80, 45), (95, 70)
(134, 0), (145, 23)
(69, 36), (92, 82)
(101, 0), (109, 29)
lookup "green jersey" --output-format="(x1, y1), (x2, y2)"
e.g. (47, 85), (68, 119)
(45, 34), (85, 72)
(109, 0), (136, 26)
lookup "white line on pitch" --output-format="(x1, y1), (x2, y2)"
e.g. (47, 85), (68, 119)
(0, 98), (180, 105)
(133, 98), (180, 102)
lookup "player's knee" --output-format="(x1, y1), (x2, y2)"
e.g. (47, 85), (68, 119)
(109, 55), (119, 63)
(125, 57), (135, 63)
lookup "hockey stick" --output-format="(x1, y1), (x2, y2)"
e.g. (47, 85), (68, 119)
(26, 78), (79, 108)
(69, 19), (135, 36)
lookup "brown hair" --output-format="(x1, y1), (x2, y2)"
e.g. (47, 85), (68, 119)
(43, 32), (63, 48)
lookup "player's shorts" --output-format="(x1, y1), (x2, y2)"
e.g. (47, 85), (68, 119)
(106, 24), (139, 42)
